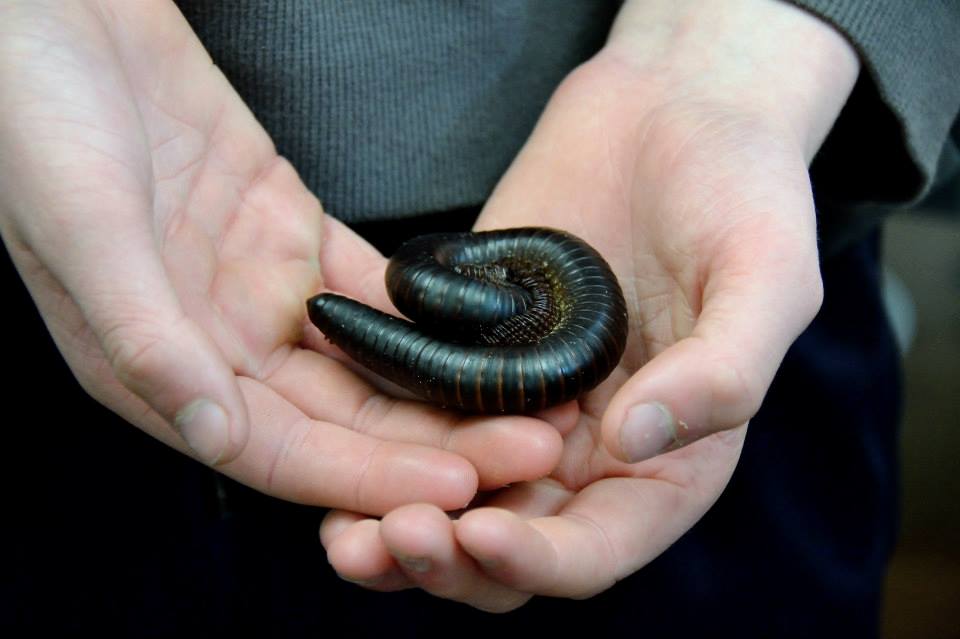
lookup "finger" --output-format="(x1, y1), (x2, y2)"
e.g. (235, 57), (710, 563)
(219, 377), (479, 514)
(319, 509), (366, 548)
(533, 400), (580, 437)
(476, 478), (574, 519)
(267, 349), (563, 489)
(457, 459), (742, 599)
(316, 214), (394, 312)
(380, 504), (532, 612)
(604, 219), (823, 462)
(456, 507), (566, 595)
(321, 514), (412, 592)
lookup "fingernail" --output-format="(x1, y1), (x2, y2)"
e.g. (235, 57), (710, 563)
(620, 402), (677, 462)
(175, 399), (229, 465)
(396, 555), (432, 573)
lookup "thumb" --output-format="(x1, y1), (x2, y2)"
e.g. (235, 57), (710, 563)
(95, 298), (250, 467)
(21, 202), (249, 466)
(602, 231), (824, 463)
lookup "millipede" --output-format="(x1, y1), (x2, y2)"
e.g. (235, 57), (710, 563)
(307, 227), (629, 413)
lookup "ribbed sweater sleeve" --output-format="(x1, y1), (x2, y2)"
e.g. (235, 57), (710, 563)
(174, 1), (619, 223)
(788, 1), (960, 205)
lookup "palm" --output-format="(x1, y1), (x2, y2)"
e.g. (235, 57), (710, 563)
(482, 50), (823, 533)
(478, 52), (823, 580)
(474, 66), (776, 537)
(0, 2), (562, 513)
(320, 54), (824, 609)
(147, 79), (320, 387)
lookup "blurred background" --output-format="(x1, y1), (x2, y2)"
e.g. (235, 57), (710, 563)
(880, 190), (960, 639)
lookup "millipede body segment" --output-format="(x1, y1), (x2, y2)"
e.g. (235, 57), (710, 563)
(307, 227), (628, 413)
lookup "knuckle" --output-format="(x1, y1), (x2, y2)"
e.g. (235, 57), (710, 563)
(100, 314), (181, 392)
(798, 264), (825, 324)
(708, 356), (764, 422)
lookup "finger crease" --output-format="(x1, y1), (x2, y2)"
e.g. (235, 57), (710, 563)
(562, 511), (620, 593)
(353, 438), (385, 512)
(264, 417), (313, 495)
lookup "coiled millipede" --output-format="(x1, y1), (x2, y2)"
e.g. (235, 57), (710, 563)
(307, 227), (628, 413)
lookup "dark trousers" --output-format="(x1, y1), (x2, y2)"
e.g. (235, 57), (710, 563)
(2, 216), (900, 637)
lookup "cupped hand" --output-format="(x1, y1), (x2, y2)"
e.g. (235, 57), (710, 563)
(0, 1), (563, 513)
(321, 0), (859, 610)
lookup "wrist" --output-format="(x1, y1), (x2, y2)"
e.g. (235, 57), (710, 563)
(600, 0), (859, 162)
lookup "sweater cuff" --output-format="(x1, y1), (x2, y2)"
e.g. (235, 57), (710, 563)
(787, 1), (960, 204)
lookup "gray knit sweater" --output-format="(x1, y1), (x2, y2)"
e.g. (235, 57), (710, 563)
(176, 1), (960, 248)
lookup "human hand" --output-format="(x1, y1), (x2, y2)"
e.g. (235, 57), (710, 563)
(0, 0), (563, 513)
(321, 0), (859, 609)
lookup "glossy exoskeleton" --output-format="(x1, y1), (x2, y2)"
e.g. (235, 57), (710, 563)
(307, 227), (628, 413)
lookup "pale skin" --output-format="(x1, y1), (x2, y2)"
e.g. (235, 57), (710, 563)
(0, 0), (568, 514)
(0, 0), (859, 615)
(321, 0), (860, 611)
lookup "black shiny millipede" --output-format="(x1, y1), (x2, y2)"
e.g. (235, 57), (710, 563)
(307, 227), (629, 413)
